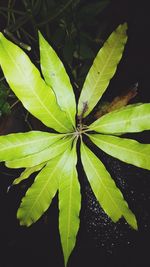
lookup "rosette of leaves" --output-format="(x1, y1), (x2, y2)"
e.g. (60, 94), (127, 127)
(0, 23), (150, 266)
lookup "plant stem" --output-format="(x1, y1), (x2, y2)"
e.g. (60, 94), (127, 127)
(38, 0), (73, 26)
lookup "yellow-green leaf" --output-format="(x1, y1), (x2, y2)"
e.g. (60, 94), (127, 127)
(39, 31), (76, 128)
(6, 136), (73, 168)
(0, 32), (72, 133)
(89, 134), (150, 170)
(89, 103), (150, 134)
(80, 141), (137, 230)
(59, 140), (81, 266)
(78, 23), (128, 118)
(13, 162), (46, 185)
(0, 131), (60, 162)
(17, 150), (70, 226)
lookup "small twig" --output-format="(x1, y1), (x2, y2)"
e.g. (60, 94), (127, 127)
(0, 11), (7, 19)
(24, 111), (33, 130)
(20, 27), (36, 42)
(0, 76), (5, 82)
(0, 7), (25, 15)
(38, 0), (74, 26)
(7, 0), (11, 26)
(10, 99), (20, 109)
(4, 29), (31, 51)
(8, 14), (31, 32)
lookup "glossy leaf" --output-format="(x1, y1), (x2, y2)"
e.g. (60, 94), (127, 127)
(39, 31), (76, 127)
(89, 103), (150, 134)
(0, 131), (60, 162)
(13, 163), (46, 185)
(78, 23), (128, 118)
(59, 140), (81, 266)
(0, 32), (72, 133)
(6, 137), (73, 168)
(81, 141), (137, 229)
(89, 134), (150, 170)
(17, 150), (70, 226)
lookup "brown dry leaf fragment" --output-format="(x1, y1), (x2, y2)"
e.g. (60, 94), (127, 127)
(95, 83), (138, 119)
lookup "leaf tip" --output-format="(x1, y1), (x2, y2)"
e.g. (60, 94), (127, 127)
(12, 179), (18, 185)
(123, 22), (128, 30)
(38, 30), (42, 38)
(117, 22), (128, 34)
(132, 217), (138, 231)
(17, 208), (28, 227)
(125, 212), (138, 231)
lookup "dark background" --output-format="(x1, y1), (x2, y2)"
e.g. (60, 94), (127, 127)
(0, 1), (150, 267)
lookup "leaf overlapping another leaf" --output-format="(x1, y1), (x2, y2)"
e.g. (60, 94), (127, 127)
(39, 31), (76, 127)
(78, 23), (128, 118)
(89, 103), (150, 134)
(89, 134), (150, 170)
(6, 136), (73, 168)
(13, 162), (46, 185)
(17, 152), (66, 226)
(0, 131), (61, 162)
(80, 141), (137, 229)
(0, 32), (73, 133)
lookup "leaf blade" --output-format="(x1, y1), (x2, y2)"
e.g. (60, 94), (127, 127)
(39, 31), (76, 127)
(89, 103), (150, 134)
(13, 163), (46, 185)
(17, 152), (68, 226)
(89, 134), (150, 170)
(6, 136), (73, 168)
(59, 140), (81, 266)
(0, 131), (60, 162)
(78, 23), (128, 117)
(0, 32), (72, 133)
(80, 141), (137, 229)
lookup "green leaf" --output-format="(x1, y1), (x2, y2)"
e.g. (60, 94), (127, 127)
(6, 136), (73, 168)
(80, 141), (137, 230)
(17, 150), (70, 226)
(13, 162), (46, 185)
(89, 103), (150, 134)
(78, 23), (128, 118)
(0, 131), (61, 162)
(39, 31), (76, 127)
(17, 142), (75, 226)
(59, 140), (81, 266)
(89, 134), (150, 170)
(0, 32), (72, 133)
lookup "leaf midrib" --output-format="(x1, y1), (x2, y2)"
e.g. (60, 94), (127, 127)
(65, 160), (74, 261)
(1, 41), (69, 132)
(21, 157), (62, 223)
(91, 135), (149, 159)
(0, 135), (58, 153)
(7, 137), (72, 167)
(91, 112), (149, 130)
(41, 46), (75, 127)
(82, 143), (122, 217)
(20, 140), (73, 223)
(84, 37), (119, 102)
